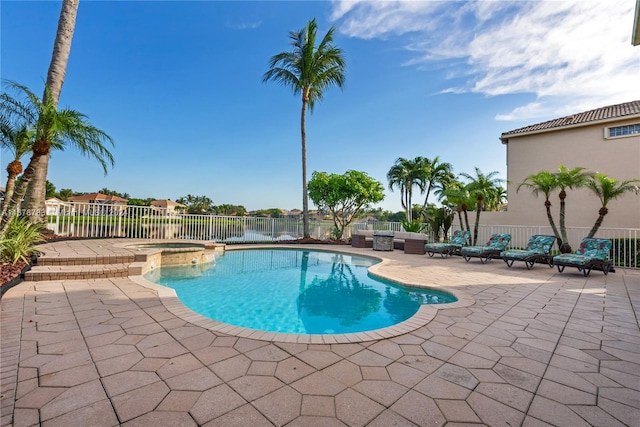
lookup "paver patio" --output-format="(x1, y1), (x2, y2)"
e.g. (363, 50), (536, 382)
(1, 239), (639, 426)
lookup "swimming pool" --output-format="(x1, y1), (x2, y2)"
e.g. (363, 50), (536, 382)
(145, 248), (456, 334)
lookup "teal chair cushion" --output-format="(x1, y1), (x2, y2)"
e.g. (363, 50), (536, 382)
(486, 233), (511, 250)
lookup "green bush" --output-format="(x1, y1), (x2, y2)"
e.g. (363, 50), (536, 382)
(1, 217), (44, 264)
(400, 219), (427, 233)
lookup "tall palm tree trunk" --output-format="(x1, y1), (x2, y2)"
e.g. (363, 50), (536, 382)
(0, 166), (20, 218)
(0, 155), (41, 235)
(301, 96), (310, 238)
(22, 153), (50, 223)
(405, 189), (412, 222)
(544, 201), (562, 248)
(558, 191), (571, 252)
(473, 208), (481, 245)
(587, 207), (608, 239)
(462, 208), (470, 235)
(23, 0), (79, 225)
(456, 209), (464, 231)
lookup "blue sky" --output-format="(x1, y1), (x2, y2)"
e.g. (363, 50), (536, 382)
(2, 0), (638, 212)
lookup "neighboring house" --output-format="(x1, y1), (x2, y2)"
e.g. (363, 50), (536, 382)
(150, 199), (186, 216)
(498, 100), (640, 229)
(283, 209), (303, 220)
(68, 193), (129, 215)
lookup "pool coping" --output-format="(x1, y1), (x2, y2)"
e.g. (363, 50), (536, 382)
(132, 244), (475, 343)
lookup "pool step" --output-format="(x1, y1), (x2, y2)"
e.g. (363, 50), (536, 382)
(24, 264), (131, 281)
(36, 254), (140, 266)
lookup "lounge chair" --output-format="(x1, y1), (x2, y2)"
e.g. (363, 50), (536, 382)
(461, 233), (512, 264)
(552, 238), (612, 277)
(425, 230), (471, 258)
(500, 235), (556, 270)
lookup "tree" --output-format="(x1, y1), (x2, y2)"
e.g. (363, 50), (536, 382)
(387, 211), (406, 222)
(0, 81), (114, 235)
(22, 0), (80, 221)
(442, 184), (473, 234)
(485, 185), (507, 211)
(387, 157), (425, 222)
(263, 18), (346, 238)
(215, 204), (247, 216)
(418, 156), (454, 209)
(0, 116), (33, 218)
(308, 170), (384, 240)
(554, 165), (592, 252)
(423, 205), (455, 242)
(57, 188), (73, 201)
(254, 208), (282, 218)
(45, 181), (56, 199)
(459, 167), (503, 245)
(176, 194), (213, 214)
(585, 173), (640, 238)
(517, 170), (562, 247)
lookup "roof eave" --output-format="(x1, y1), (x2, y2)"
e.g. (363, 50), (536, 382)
(500, 112), (640, 143)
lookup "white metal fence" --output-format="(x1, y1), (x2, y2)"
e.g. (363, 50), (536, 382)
(45, 202), (639, 269)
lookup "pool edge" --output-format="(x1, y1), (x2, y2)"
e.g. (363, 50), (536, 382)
(129, 244), (475, 343)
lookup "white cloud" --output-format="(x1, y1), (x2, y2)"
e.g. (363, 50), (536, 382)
(331, 0), (639, 121)
(227, 19), (262, 30)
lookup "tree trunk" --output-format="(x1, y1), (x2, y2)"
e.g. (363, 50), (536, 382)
(22, 154), (50, 225)
(45, 0), (79, 105)
(558, 190), (571, 252)
(0, 154), (43, 235)
(544, 200), (562, 248)
(456, 209), (464, 231)
(22, 0), (79, 225)
(421, 184), (433, 210)
(587, 207), (608, 239)
(462, 208), (470, 235)
(0, 159), (22, 218)
(300, 95), (310, 238)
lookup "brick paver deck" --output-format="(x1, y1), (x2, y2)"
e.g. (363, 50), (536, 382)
(1, 239), (639, 426)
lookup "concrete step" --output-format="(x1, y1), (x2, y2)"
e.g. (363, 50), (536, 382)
(24, 264), (131, 281)
(36, 254), (139, 266)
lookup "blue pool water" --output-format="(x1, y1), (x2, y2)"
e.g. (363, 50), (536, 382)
(145, 248), (456, 334)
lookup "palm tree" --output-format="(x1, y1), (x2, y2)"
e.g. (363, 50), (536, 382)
(485, 185), (507, 211)
(442, 184), (472, 235)
(459, 167), (503, 245)
(554, 165), (592, 252)
(176, 194), (213, 214)
(57, 188), (73, 201)
(387, 157), (424, 222)
(0, 117), (34, 218)
(0, 81), (114, 235)
(517, 170), (562, 247)
(585, 173), (640, 238)
(418, 156), (454, 209)
(19, 0), (80, 222)
(263, 18), (346, 238)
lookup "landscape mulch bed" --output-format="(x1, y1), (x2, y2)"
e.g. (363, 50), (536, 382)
(0, 261), (32, 299)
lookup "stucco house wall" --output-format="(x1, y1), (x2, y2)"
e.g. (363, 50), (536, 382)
(499, 103), (640, 230)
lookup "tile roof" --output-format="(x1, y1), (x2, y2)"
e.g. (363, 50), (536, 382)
(501, 100), (640, 139)
(68, 192), (129, 202)
(151, 199), (185, 208)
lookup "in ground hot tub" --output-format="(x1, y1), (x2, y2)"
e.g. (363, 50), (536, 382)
(126, 241), (222, 273)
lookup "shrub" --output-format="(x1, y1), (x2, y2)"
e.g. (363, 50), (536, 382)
(1, 217), (44, 264)
(400, 219), (426, 233)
